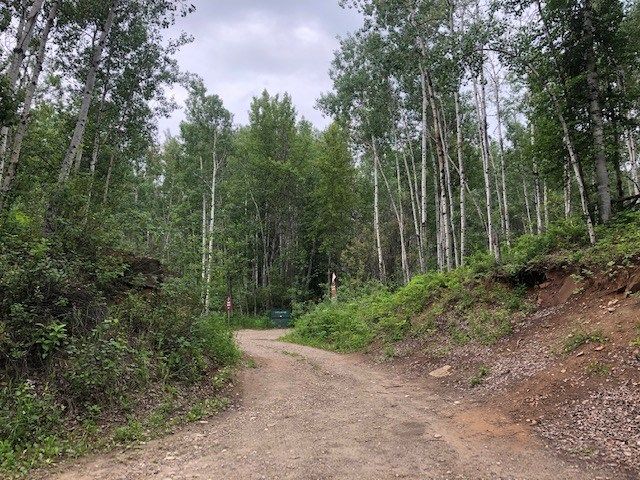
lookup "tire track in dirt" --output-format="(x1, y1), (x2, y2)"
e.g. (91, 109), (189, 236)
(41, 330), (614, 480)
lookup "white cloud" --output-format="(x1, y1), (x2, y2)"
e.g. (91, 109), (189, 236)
(156, 0), (362, 135)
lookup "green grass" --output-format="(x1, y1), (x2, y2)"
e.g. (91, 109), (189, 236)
(286, 212), (640, 357)
(563, 329), (608, 353)
(585, 361), (611, 376)
(285, 268), (527, 353)
(227, 314), (274, 330)
(469, 365), (491, 387)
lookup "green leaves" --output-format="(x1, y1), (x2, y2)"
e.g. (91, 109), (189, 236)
(36, 322), (68, 359)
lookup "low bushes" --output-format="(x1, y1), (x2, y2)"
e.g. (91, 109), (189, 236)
(289, 212), (640, 356)
(501, 211), (640, 273)
(287, 267), (527, 352)
(0, 211), (239, 475)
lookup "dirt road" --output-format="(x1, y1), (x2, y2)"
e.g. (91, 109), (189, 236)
(44, 330), (613, 480)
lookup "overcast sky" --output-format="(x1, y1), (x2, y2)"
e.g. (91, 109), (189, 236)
(156, 1), (363, 135)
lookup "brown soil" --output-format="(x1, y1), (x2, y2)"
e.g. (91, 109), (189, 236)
(383, 265), (640, 478)
(38, 329), (614, 480)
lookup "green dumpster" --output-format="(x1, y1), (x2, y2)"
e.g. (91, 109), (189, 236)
(269, 309), (292, 328)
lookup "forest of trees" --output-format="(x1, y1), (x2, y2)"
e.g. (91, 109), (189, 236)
(1, 0), (639, 313)
(1, 0), (640, 472)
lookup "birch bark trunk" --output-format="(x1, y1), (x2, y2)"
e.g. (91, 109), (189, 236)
(473, 75), (495, 256)
(523, 179), (534, 234)
(379, 146), (410, 284)
(0, 0), (45, 160)
(58, 0), (117, 185)
(493, 76), (511, 246)
(549, 93), (597, 243)
(400, 113), (425, 272)
(204, 143), (218, 314)
(372, 137), (386, 282)
(626, 130), (639, 195)
(564, 160), (572, 218)
(0, 0), (59, 210)
(543, 181), (549, 229)
(421, 58), (452, 270)
(419, 64), (429, 270)
(401, 142), (424, 272)
(584, 0), (611, 222)
(200, 157), (208, 306)
(454, 90), (466, 265)
(437, 98), (459, 268)
(531, 125), (543, 234)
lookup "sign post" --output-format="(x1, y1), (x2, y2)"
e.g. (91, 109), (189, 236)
(225, 295), (233, 323)
(330, 272), (337, 302)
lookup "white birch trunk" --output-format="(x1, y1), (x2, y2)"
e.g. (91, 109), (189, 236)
(523, 179), (534, 234)
(0, 0), (58, 211)
(543, 181), (549, 229)
(0, 0), (45, 158)
(549, 93), (597, 243)
(473, 76), (495, 256)
(372, 137), (386, 282)
(437, 98), (458, 268)
(200, 157), (208, 306)
(379, 146), (410, 284)
(493, 77), (511, 246)
(58, 1), (117, 185)
(400, 113), (425, 272)
(564, 160), (572, 218)
(419, 64), (429, 270)
(421, 59), (452, 270)
(401, 141), (424, 272)
(531, 125), (543, 234)
(625, 129), (639, 195)
(204, 135), (219, 314)
(454, 90), (466, 265)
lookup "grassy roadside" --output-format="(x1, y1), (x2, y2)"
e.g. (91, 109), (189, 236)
(1, 314), (241, 478)
(285, 212), (640, 354)
(25, 366), (235, 479)
(0, 212), (245, 477)
(227, 314), (273, 330)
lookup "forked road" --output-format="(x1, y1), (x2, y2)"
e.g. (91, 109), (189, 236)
(46, 330), (612, 480)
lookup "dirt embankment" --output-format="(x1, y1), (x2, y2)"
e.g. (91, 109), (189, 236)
(382, 264), (640, 478)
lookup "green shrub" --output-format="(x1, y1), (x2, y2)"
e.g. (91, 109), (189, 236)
(0, 382), (62, 449)
(285, 301), (373, 352)
(228, 314), (272, 330)
(64, 318), (142, 407)
(502, 212), (640, 274)
(0, 214), (240, 475)
(113, 419), (145, 444)
(195, 315), (241, 367)
(288, 267), (525, 352)
(502, 218), (588, 273)
(469, 365), (491, 387)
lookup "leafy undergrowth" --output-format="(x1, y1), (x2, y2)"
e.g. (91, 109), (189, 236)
(287, 212), (640, 354)
(0, 211), (240, 477)
(500, 211), (640, 275)
(284, 268), (529, 353)
(228, 314), (274, 330)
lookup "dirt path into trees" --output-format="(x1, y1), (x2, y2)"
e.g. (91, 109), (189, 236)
(45, 330), (613, 480)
